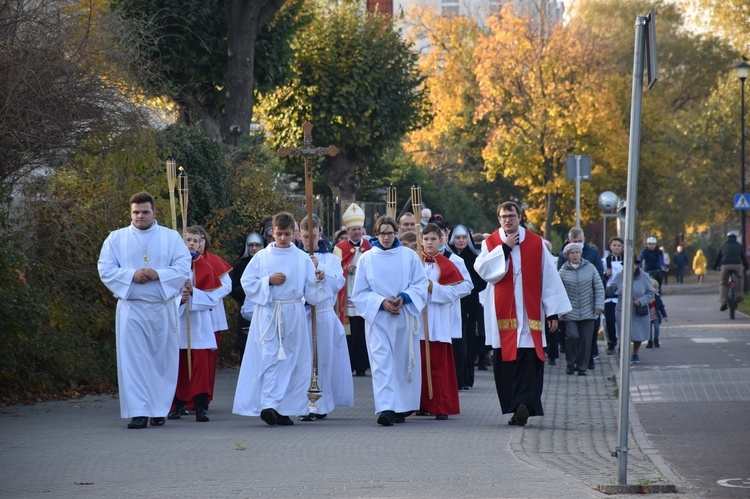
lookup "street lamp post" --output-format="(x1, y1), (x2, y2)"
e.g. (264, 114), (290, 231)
(733, 61), (750, 292)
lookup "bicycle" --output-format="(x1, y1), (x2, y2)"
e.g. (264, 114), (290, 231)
(727, 270), (738, 320)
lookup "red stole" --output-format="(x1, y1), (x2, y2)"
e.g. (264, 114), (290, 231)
(192, 254), (222, 292)
(335, 239), (371, 323)
(422, 252), (464, 285)
(485, 229), (545, 362)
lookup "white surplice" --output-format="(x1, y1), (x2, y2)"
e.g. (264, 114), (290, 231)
(423, 258), (472, 343)
(302, 251), (354, 415)
(178, 267), (230, 349)
(474, 227), (571, 350)
(232, 243), (322, 417)
(98, 221), (191, 418)
(352, 243), (428, 413)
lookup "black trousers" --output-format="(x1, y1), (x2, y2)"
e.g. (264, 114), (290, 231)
(493, 348), (544, 416)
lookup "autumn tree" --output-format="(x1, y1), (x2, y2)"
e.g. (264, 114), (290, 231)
(401, 6), (517, 230)
(258, 1), (430, 201)
(474, 5), (625, 238)
(0, 0), (152, 192)
(575, 0), (739, 246)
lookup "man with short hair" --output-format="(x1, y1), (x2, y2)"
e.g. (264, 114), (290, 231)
(398, 212), (417, 235)
(299, 215), (354, 420)
(333, 203), (371, 376)
(98, 191), (191, 429)
(713, 231), (747, 310)
(475, 201), (571, 427)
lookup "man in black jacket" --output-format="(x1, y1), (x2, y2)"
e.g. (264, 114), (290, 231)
(713, 231), (748, 310)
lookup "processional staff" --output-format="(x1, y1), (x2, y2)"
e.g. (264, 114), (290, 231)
(166, 158), (178, 232)
(411, 184), (433, 399)
(176, 166), (192, 379)
(386, 184), (397, 220)
(277, 121), (338, 410)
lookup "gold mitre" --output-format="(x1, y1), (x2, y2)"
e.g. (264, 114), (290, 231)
(342, 203), (365, 228)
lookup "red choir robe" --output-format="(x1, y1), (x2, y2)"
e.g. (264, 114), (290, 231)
(419, 251), (464, 416)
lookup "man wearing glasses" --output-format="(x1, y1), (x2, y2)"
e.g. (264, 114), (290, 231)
(352, 216), (428, 426)
(474, 201), (571, 427)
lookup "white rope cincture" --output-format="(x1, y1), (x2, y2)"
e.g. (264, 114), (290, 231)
(258, 299), (300, 360)
(407, 311), (419, 383)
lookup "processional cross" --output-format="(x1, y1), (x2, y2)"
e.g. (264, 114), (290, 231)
(277, 121), (338, 409)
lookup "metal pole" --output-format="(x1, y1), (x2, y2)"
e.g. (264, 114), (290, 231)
(741, 77), (747, 292)
(575, 156), (581, 228)
(603, 213), (607, 256)
(616, 15), (647, 486)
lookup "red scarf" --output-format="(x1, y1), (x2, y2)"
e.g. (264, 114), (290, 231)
(202, 252), (232, 278)
(335, 238), (371, 323)
(485, 229), (545, 362)
(192, 254), (223, 292)
(422, 252), (464, 285)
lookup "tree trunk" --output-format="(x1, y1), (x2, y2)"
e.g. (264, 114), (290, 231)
(222, 0), (286, 147)
(324, 151), (360, 201)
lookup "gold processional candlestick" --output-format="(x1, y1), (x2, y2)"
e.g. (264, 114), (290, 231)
(177, 166), (192, 380)
(411, 183), (433, 400)
(277, 121), (338, 410)
(166, 157), (178, 232)
(387, 184), (397, 220)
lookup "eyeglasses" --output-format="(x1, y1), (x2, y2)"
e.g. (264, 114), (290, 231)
(378, 232), (396, 238)
(498, 214), (517, 220)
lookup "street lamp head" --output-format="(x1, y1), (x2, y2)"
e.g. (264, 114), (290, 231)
(598, 191), (619, 213)
(733, 61), (750, 81)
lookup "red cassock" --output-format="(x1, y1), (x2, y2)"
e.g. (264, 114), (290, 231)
(419, 252), (463, 416)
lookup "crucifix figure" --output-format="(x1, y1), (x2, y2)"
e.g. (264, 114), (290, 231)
(277, 121), (338, 409)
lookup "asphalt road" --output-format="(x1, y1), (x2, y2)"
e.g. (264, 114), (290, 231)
(629, 274), (750, 497)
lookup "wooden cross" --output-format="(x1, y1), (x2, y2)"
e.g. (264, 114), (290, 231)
(277, 121), (338, 410)
(278, 122), (338, 224)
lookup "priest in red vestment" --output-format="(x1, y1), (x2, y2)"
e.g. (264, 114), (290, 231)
(474, 202), (571, 427)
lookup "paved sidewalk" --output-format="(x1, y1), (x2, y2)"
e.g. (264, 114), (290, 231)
(3, 303), (713, 498)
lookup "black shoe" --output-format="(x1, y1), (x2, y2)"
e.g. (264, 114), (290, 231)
(646, 341), (653, 349)
(578, 371), (587, 376)
(276, 415), (294, 426)
(298, 414), (315, 422)
(167, 405), (186, 420)
(377, 410), (395, 426)
(355, 371), (367, 376)
(195, 408), (209, 422)
(588, 363), (595, 370)
(548, 359), (557, 365)
(566, 366), (574, 375)
(313, 413), (327, 420)
(435, 414), (449, 420)
(654, 340), (660, 348)
(462, 385), (472, 390)
(127, 416), (148, 429)
(720, 303), (728, 311)
(514, 404), (529, 426)
(194, 395), (209, 422)
(149, 417), (166, 427)
(260, 408), (278, 426)
(508, 416), (519, 426)
(477, 363), (487, 371)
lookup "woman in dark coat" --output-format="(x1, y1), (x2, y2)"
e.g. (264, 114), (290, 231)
(230, 233), (264, 357)
(449, 225), (486, 387)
